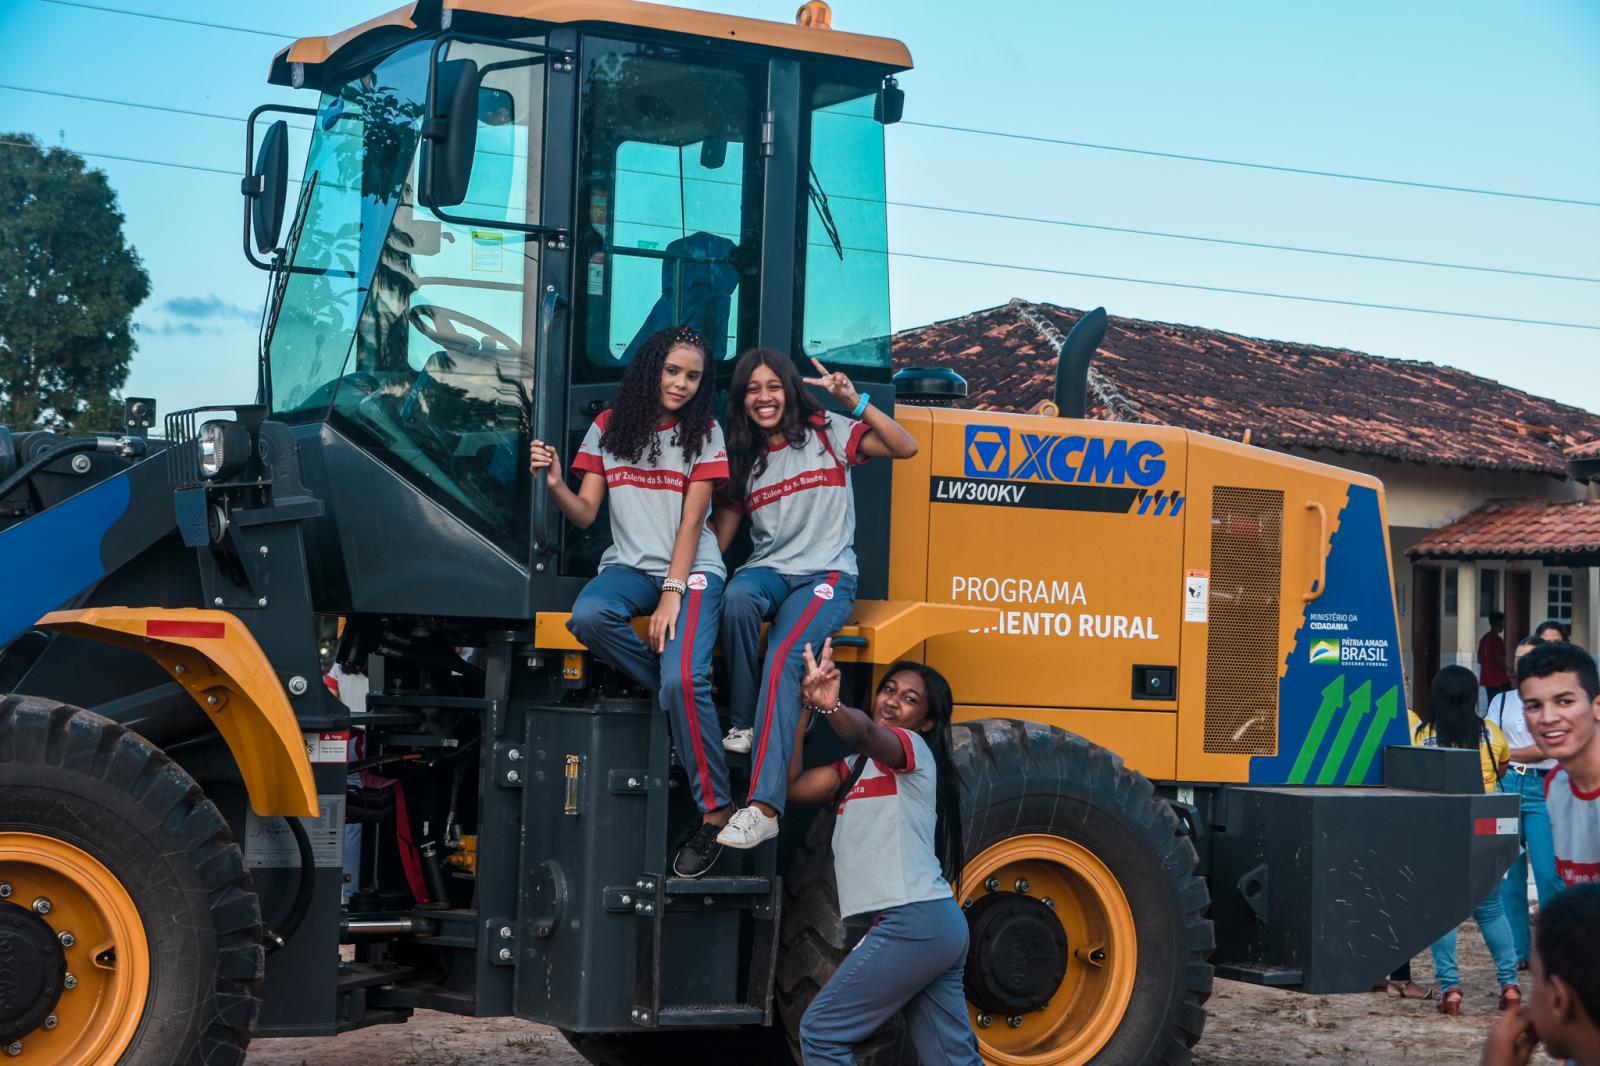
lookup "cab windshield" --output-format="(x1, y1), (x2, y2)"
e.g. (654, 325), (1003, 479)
(266, 38), (543, 557)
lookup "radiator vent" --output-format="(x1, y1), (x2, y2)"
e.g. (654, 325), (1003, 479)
(1204, 487), (1284, 754)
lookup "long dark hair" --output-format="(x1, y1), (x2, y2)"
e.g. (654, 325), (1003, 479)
(600, 326), (716, 466)
(1424, 664), (1482, 750)
(723, 347), (823, 504)
(880, 660), (964, 887)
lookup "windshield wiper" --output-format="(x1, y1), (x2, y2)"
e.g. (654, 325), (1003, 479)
(807, 165), (844, 261)
(259, 171), (319, 362)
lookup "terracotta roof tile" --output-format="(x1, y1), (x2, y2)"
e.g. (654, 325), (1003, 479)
(892, 300), (1600, 477)
(1407, 498), (1600, 559)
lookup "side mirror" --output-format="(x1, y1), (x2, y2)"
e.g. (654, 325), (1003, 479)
(245, 119), (289, 255)
(420, 58), (482, 209)
(699, 136), (728, 170)
(874, 76), (904, 125)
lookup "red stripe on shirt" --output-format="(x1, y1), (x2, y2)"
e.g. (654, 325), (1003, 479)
(748, 570), (841, 799)
(844, 419), (871, 466)
(744, 465), (847, 514)
(690, 458), (730, 485)
(887, 727), (917, 774)
(605, 466), (688, 491)
(1557, 857), (1600, 885)
(836, 771), (897, 814)
(570, 451), (605, 476)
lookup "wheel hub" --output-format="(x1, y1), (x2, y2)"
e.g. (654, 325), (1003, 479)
(964, 890), (1069, 1014)
(0, 899), (66, 1042)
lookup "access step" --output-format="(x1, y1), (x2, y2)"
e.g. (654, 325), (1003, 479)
(664, 876), (771, 896)
(654, 1004), (767, 1027)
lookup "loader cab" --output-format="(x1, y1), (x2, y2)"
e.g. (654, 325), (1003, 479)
(251, 4), (907, 613)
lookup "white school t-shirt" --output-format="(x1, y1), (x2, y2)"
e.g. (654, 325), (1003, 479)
(723, 412), (870, 577)
(830, 728), (951, 918)
(569, 411), (728, 578)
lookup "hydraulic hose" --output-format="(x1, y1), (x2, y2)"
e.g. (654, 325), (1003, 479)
(0, 436), (147, 500)
(265, 814), (318, 954)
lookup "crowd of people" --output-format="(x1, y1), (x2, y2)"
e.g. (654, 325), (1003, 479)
(1445, 614), (1600, 1065)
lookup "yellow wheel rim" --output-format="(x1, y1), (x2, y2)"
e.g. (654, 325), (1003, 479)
(960, 834), (1137, 1066)
(0, 832), (149, 1065)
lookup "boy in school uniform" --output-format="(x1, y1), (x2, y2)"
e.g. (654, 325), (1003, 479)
(1516, 643), (1600, 889)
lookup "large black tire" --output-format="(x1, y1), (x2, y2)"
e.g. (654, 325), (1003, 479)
(561, 1026), (793, 1066)
(0, 696), (264, 1065)
(776, 719), (1213, 1066)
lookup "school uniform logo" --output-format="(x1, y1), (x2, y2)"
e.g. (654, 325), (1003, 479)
(813, 583), (835, 600)
(687, 573), (709, 590)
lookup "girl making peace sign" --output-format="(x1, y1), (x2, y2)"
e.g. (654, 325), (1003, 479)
(710, 349), (918, 850)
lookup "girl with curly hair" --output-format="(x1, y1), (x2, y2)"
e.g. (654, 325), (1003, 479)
(528, 325), (733, 878)
(708, 348), (918, 851)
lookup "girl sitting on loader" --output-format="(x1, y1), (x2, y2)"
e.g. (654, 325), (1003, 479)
(528, 324), (733, 879)
(709, 348), (918, 850)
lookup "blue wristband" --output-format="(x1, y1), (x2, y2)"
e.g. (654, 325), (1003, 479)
(850, 393), (870, 418)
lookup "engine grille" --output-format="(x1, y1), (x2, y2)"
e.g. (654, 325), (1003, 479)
(1204, 486), (1285, 754)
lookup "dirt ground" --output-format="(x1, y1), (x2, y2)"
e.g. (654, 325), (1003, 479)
(246, 920), (1512, 1066)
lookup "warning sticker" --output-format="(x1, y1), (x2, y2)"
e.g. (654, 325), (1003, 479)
(246, 794), (345, 868)
(1184, 570), (1209, 624)
(471, 229), (504, 272)
(304, 730), (349, 764)
(1474, 817), (1519, 837)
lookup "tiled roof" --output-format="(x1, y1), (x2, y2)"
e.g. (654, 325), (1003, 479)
(1407, 498), (1600, 560)
(1568, 439), (1600, 461)
(891, 299), (1600, 477)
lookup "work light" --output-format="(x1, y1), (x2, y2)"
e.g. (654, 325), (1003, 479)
(198, 419), (251, 481)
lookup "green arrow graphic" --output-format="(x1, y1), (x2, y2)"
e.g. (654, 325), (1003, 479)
(1316, 679), (1373, 784)
(1344, 685), (1401, 785)
(1288, 675), (1345, 784)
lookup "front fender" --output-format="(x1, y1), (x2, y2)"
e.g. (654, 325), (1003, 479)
(37, 607), (318, 817)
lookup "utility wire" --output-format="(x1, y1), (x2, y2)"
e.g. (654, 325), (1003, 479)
(5, 83), (1593, 286)
(37, 0), (294, 40)
(29, 0), (1596, 209)
(899, 120), (1600, 210)
(3, 140), (1594, 333)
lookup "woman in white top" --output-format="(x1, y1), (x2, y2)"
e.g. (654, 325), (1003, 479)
(784, 638), (980, 1066)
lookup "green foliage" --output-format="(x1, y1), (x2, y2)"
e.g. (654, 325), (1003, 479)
(0, 134), (150, 429)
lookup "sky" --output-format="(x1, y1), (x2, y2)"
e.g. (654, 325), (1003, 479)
(1, 0), (1597, 419)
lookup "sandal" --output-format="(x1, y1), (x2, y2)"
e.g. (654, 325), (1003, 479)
(1438, 988), (1463, 1016)
(1499, 984), (1522, 1011)
(1387, 979), (1435, 1000)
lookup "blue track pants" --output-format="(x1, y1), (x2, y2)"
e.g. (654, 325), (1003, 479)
(568, 565), (729, 813)
(1499, 768), (1564, 963)
(722, 567), (856, 815)
(800, 897), (982, 1066)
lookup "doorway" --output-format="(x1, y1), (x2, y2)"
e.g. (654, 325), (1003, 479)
(1506, 570), (1532, 671)
(1411, 565), (1442, 720)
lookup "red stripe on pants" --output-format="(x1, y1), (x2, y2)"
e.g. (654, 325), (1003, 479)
(748, 571), (840, 799)
(680, 586), (717, 808)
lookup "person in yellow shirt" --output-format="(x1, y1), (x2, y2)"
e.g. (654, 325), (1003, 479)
(1415, 664), (1519, 1015)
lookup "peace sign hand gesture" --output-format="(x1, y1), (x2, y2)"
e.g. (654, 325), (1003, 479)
(800, 638), (842, 711)
(803, 358), (861, 411)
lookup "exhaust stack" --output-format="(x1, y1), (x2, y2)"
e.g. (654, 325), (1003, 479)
(1053, 306), (1108, 419)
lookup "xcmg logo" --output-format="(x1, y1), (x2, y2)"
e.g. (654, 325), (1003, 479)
(963, 424), (1167, 486)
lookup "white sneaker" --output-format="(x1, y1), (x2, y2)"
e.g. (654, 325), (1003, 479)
(716, 805), (779, 849)
(722, 726), (753, 754)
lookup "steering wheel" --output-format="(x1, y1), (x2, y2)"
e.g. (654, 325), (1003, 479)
(408, 303), (520, 355)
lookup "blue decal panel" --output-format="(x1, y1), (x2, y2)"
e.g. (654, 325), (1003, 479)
(1251, 484), (1409, 785)
(0, 473), (132, 648)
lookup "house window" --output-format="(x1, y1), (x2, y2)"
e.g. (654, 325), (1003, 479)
(1480, 569), (1499, 617)
(1548, 571), (1574, 623)
(1444, 568), (1458, 615)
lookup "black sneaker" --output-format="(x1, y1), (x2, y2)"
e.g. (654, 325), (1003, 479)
(672, 821), (724, 879)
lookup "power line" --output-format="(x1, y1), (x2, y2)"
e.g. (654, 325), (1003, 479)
(876, 246), (1600, 333)
(0, 137), (237, 176)
(37, 0), (294, 40)
(3, 136), (1594, 333)
(9, 83), (1588, 286)
(901, 120), (1600, 210)
(28, 2), (1596, 210)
